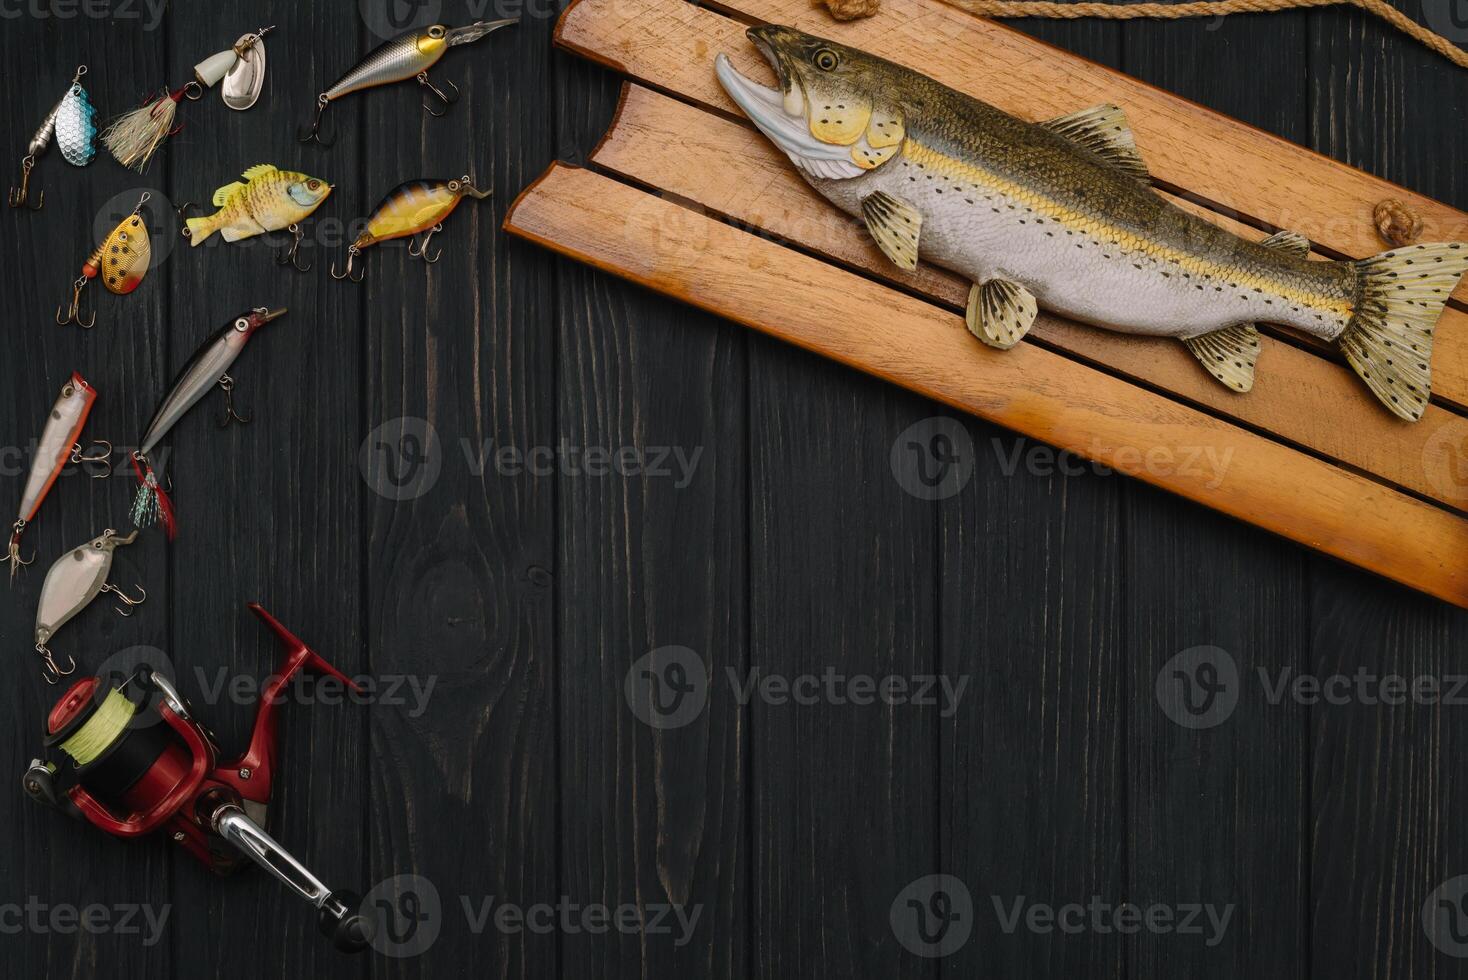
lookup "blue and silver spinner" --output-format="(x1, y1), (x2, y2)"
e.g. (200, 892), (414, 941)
(8, 65), (95, 211)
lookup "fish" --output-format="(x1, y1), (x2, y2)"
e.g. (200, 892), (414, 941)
(184, 164), (333, 245)
(714, 26), (1468, 421)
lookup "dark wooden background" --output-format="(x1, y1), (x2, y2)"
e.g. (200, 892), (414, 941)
(2, 0), (1466, 976)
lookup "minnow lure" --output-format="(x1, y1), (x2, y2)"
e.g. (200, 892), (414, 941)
(103, 29), (271, 172)
(179, 165), (333, 271)
(130, 307), (288, 537)
(9, 373), (111, 581)
(9, 65), (96, 210)
(34, 529), (144, 684)
(716, 26), (1468, 421)
(298, 19), (517, 146)
(330, 175), (491, 282)
(56, 193), (152, 329)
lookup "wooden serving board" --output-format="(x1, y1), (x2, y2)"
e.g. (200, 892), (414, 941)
(507, 0), (1468, 607)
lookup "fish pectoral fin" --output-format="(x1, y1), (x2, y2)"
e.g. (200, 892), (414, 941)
(1183, 323), (1260, 393)
(211, 182), (245, 207)
(860, 191), (921, 271)
(1040, 103), (1149, 182)
(966, 279), (1038, 350)
(239, 163), (279, 181)
(1258, 229), (1311, 257)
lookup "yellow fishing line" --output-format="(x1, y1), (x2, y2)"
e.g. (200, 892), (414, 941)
(59, 688), (135, 766)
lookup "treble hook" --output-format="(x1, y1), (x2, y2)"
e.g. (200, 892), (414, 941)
(8, 155), (43, 210)
(274, 224), (312, 272)
(70, 439), (113, 478)
(38, 644), (77, 685)
(408, 224), (444, 264)
(330, 246), (365, 283)
(217, 374), (252, 426)
(418, 73), (459, 117)
(297, 95), (337, 147)
(56, 276), (95, 329)
(8, 521), (35, 581)
(100, 580), (147, 616)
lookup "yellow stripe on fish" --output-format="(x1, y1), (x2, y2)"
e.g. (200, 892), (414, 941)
(184, 164), (333, 246)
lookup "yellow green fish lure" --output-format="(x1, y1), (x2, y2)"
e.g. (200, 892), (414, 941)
(183, 164), (332, 246)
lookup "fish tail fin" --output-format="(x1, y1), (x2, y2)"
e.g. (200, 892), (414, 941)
(1340, 243), (1468, 422)
(185, 213), (217, 246)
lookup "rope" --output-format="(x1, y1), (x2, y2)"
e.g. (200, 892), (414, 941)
(938, 0), (1468, 69)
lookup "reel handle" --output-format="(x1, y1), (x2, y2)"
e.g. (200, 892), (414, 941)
(213, 804), (373, 952)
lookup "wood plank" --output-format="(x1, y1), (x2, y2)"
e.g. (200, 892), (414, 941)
(505, 164), (1468, 607)
(0, 13), (173, 979)
(162, 2), (368, 970)
(553, 0), (1468, 412)
(590, 84), (1468, 512)
(553, 55), (749, 979)
(361, 7), (559, 975)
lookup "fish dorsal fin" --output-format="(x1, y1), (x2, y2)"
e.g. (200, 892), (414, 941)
(1041, 104), (1149, 181)
(861, 190), (922, 271)
(211, 182), (245, 207)
(1258, 229), (1311, 257)
(1183, 323), (1260, 392)
(967, 278), (1038, 350)
(240, 163), (278, 181)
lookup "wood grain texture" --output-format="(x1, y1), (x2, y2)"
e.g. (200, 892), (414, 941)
(553, 0), (1468, 412)
(505, 164), (1468, 605)
(552, 53), (749, 979)
(588, 83), (1468, 511)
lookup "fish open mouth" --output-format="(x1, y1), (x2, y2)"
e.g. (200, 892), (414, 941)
(714, 42), (864, 180)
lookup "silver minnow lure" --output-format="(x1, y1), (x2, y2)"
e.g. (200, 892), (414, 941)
(299, 19), (517, 144)
(34, 529), (144, 684)
(130, 307), (287, 537)
(9, 65), (95, 209)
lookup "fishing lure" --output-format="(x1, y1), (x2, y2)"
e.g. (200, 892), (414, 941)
(298, 19), (518, 146)
(103, 28), (272, 172)
(56, 193), (152, 329)
(716, 26), (1468, 421)
(9, 65), (97, 210)
(34, 529), (144, 684)
(130, 307), (287, 537)
(10, 373), (112, 581)
(179, 165), (333, 271)
(331, 175), (491, 282)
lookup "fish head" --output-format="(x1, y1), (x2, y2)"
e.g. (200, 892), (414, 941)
(285, 174), (333, 210)
(89, 529), (138, 554)
(715, 25), (907, 180)
(235, 307), (288, 339)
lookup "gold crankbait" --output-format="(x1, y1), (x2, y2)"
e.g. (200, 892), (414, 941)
(331, 175), (492, 282)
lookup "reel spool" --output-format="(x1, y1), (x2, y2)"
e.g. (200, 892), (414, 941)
(22, 604), (373, 953)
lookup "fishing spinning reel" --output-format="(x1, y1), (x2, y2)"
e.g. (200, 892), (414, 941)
(22, 604), (374, 953)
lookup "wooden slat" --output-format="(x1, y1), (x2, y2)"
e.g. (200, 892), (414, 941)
(592, 84), (1468, 511)
(505, 163), (1468, 607)
(554, 0), (1468, 411)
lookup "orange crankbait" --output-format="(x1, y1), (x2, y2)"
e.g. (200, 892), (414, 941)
(330, 175), (491, 282)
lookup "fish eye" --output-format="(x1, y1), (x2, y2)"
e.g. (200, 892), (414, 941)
(448, 180), (460, 191)
(235, 317), (250, 331)
(307, 179), (320, 190)
(428, 25), (445, 38)
(813, 48), (839, 71)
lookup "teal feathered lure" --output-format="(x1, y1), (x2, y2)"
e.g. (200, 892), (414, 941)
(8, 65), (95, 210)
